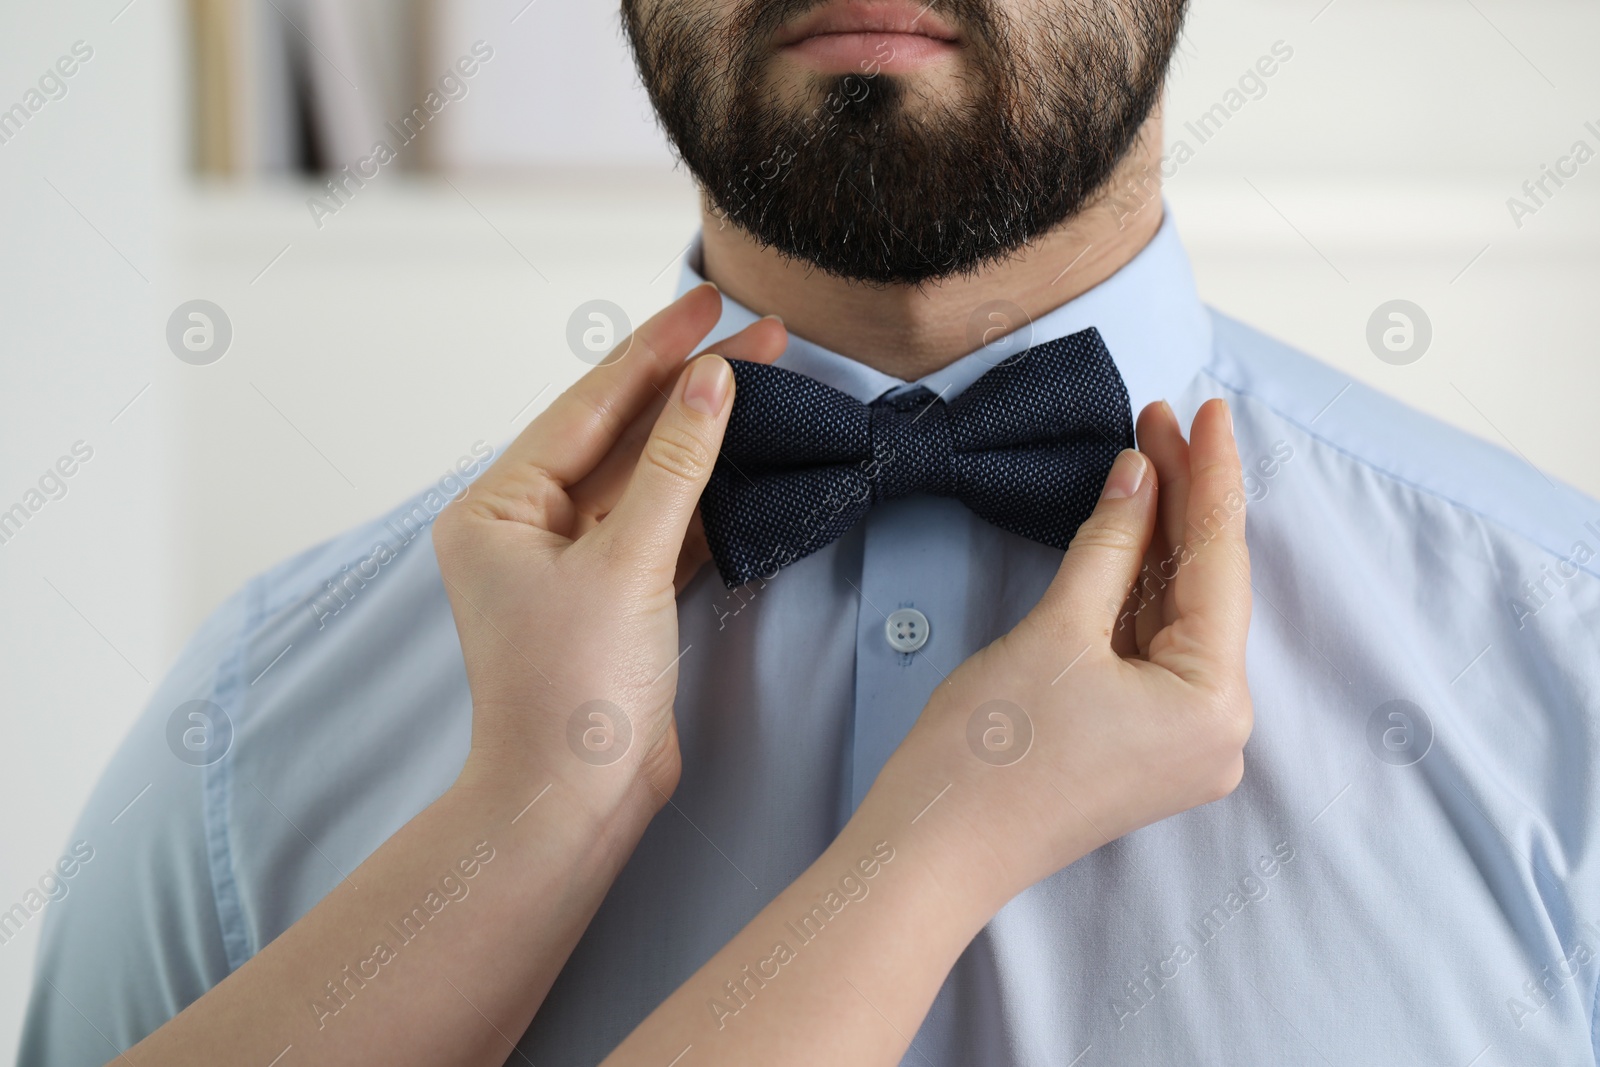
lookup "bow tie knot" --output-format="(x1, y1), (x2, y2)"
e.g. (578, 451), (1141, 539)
(699, 326), (1134, 588)
(870, 387), (958, 501)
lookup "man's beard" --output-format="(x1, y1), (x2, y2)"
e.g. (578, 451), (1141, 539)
(622, 0), (1187, 286)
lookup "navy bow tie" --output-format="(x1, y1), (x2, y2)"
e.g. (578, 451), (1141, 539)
(698, 326), (1134, 588)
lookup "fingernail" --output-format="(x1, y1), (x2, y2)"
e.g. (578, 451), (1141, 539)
(761, 313), (785, 327)
(682, 354), (731, 415)
(1224, 400), (1234, 433)
(1100, 449), (1146, 500)
(1158, 399), (1177, 426)
(699, 280), (720, 295)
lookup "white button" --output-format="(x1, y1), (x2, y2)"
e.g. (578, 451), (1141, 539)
(885, 608), (930, 653)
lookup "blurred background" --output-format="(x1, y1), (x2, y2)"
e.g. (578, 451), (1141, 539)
(1, 0), (1597, 1056)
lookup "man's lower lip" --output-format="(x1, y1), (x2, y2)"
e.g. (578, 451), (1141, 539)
(780, 32), (958, 72)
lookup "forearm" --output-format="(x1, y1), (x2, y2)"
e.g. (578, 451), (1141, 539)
(601, 757), (1008, 1067)
(125, 758), (659, 1067)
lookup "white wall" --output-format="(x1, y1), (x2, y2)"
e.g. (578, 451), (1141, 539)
(0, 0), (182, 1058)
(2, 0), (1598, 1059)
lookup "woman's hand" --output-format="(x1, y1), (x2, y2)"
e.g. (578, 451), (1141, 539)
(125, 290), (791, 1067)
(433, 283), (787, 808)
(880, 397), (1254, 911)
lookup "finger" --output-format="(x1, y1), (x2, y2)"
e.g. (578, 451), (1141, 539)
(661, 317), (785, 588)
(566, 317), (790, 533)
(607, 316), (788, 469)
(499, 282), (724, 487)
(591, 354), (735, 571)
(1169, 399), (1251, 662)
(1032, 449), (1158, 644)
(673, 510), (713, 594)
(1134, 401), (1189, 649)
(1110, 585), (1143, 660)
(1137, 401), (1191, 577)
(696, 315), (787, 365)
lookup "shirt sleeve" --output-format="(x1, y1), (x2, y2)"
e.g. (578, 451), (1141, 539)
(16, 585), (250, 1067)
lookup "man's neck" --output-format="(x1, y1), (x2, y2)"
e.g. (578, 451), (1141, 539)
(697, 120), (1166, 382)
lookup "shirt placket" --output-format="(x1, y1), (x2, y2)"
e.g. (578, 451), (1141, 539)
(848, 494), (980, 811)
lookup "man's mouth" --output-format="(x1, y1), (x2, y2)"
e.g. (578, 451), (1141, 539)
(774, 0), (962, 73)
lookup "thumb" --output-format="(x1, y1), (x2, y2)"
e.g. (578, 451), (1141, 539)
(598, 353), (734, 569)
(1032, 449), (1157, 641)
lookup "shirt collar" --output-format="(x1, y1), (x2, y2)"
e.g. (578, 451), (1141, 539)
(673, 204), (1212, 419)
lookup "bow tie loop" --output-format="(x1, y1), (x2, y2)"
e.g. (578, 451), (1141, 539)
(869, 387), (958, 502)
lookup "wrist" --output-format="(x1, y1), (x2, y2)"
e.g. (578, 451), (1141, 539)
(846, 754), (1012, 937)
(455, 732), (669, 848)
(858, 720), (1103, 920)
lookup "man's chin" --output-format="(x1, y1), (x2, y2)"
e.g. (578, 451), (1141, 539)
(775, 80), (972, 135)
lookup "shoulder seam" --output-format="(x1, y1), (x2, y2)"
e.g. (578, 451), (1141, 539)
(256, 491), (454, 625)
(1199, 363), (1600, 581)
(202, 574), (257, 973)
(1591, 969), (1598, 1064)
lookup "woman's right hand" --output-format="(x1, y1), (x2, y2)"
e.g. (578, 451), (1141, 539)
(124, 289), (793, 1067)
(432, 284), (787, 814)
(877, 397), (1255, 912)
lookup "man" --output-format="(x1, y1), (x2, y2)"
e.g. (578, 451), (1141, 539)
(22, 0), (1600, 1064)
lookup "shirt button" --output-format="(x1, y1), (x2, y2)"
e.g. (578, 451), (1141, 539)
(885, 608), (930, 653)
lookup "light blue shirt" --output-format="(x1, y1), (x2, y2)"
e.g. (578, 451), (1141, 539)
(21, 210), (1600, 1066)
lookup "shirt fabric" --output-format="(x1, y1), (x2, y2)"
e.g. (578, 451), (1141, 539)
(20, 208), (1600, 1067)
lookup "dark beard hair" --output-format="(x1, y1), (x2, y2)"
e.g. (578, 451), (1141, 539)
(622, 0), (1187, 286)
